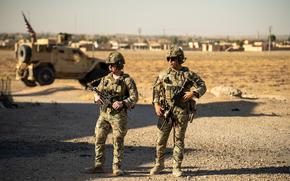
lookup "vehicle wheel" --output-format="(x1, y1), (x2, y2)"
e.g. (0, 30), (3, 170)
(18, 45), (32, 63)
(35, 66), (55, 86)
(21, 78), (37, 87)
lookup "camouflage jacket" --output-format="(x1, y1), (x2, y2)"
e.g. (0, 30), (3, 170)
(153, 67), (206, 108)
(97, 72), (138, 110)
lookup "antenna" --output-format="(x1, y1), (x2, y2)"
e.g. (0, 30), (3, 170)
(268, 26), (272, 52)
(257, 31), (260, 40)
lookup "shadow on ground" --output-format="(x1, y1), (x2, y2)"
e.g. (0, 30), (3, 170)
(12, 86), (82, 97)
(198, 100), (277, 117)
(0, 100), (283, 180)
(0, 99), (277, 140)
(1, 138), (288, 180)
(184, 166), (290, 176)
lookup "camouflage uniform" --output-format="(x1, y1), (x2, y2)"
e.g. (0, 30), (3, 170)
(151, 46), (206, 176)
(93, 52), (138, 173)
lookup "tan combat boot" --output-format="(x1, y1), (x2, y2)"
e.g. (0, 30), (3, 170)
(172, 167), (183, 177)
(150, 162), (165, 175)
(112, 165), (124, 176)
(84, 165), (104, 174)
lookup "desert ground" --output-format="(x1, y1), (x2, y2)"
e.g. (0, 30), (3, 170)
(0, 50), (290, 180)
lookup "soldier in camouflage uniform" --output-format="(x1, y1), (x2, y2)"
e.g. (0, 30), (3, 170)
(85, 51), (138, 176)
(150, 46), (206, 177)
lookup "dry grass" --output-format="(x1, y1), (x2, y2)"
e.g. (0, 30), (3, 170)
(0, 50), (16, 78)
(88, 50), (290, 103)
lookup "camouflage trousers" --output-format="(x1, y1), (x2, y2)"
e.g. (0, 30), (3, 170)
(94, 110), (128, 168)
(155, 107), (189, 168)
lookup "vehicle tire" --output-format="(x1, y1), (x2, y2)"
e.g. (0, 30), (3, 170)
(35, 66), (55, 86)
(21, 78), (37, 87)
(18, 45), (32, 63)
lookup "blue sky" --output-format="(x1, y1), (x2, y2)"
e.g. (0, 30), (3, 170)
(0, 0), (289, 36)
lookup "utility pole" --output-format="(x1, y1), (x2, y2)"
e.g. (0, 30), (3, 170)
(138, 27), (142, 37)
(268, 26), (272, 52)
(163, 28), (166, 36)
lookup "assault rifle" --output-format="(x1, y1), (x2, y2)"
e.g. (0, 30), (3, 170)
(89, 87), (120, 111)
(157, 79), (191, 129)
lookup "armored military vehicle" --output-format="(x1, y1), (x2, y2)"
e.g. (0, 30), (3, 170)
(15, 13), (109, 87)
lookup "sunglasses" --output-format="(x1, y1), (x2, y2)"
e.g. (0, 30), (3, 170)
(167, 57), (178, 62)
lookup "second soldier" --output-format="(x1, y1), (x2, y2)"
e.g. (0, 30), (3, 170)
(150, 46), (206, 177)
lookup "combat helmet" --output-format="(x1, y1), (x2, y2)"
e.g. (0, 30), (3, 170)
(166, 46), (186, 63)
(106, 51), (125, 69)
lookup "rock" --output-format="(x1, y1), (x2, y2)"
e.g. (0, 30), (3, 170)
(210, 85), (242, 97)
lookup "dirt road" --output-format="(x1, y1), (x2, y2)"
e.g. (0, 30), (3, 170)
(0, 80), (289, 180)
